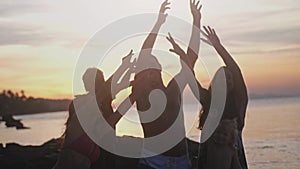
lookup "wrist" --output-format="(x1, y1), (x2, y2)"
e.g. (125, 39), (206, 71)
(193, 19), (200, 27)
(155, 21), (163, 26)
(213, 42), (222, 48)
(192, 15), (201, 21)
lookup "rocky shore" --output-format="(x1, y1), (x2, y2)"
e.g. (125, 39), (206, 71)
(0, 139), (60, 169)
(0, 138), (200, 169)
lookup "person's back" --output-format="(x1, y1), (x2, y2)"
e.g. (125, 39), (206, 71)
(134, 70), (187, 157)
(131, 0), (203, 168)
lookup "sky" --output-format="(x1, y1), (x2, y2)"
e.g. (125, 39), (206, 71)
(0, 0), (299, 99)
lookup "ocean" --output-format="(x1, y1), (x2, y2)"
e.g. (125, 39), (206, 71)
(1, 97), (300, 169)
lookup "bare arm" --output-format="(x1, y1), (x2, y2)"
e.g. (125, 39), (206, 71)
(166, 33), (209, 104)
(202, 26), (240, 72)
(95, 50), (135, 112)
(113, 61), (135, 95)
(106, 94), (136, 129)
(137, 0), (170, 59)
(187, 0), (202, 68)
(111, 51), (136, 97)
(104, 50), (135, 99)
(203, 26), (248, 130)
(167, 33), (192, 71)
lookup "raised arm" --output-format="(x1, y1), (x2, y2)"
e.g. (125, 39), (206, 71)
(110, 50), (136, 97)
(166, 33), (209, 104)
(187, 0), (202, 68)
(113, 59), (135, 95)
(105, 50), (135, 99)
(202, 26), (248, 130)
(167, 33), (192, 70)
(105, 94), (136, 129)
(138, 0), (170, 58)
(202, 26), (240, 72)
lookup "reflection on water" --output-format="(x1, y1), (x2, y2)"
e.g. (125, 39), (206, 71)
(1, 97), (300, 168)
(1, 97), (299, 145)
(0, 111), (67, 145)
(0, 103), (201, 145)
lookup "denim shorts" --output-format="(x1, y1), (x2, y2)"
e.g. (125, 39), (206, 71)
(139, 153), (191, 169)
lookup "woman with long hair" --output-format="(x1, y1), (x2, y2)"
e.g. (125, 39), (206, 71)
(196, 26), (248, 169)
(53, 50), (135, 169)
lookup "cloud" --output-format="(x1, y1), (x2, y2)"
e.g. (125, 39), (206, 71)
(212, 6), (300, 48)
(228, 7), (300, 25)
(0, 21), (87, 47)
(0, 0), (46, 17)
(0, 22), (56, 46)
(232, 26), (300, 45)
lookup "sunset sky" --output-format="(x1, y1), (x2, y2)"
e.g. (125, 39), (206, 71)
(0, 0), (299, 99)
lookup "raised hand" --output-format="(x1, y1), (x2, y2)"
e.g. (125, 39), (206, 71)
(166, 33), (193, 69)
(190, 0), (202, 20)
(157, 0), (171, 25)
(166, 33), (186, 56)
(202, 26), (221, 46)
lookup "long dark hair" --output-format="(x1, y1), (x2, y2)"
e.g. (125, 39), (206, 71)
(198, 86), (211, 130)
(198, 66), (233, 129)
(60, 68), (105, 147)
(59, 101), (75, 148)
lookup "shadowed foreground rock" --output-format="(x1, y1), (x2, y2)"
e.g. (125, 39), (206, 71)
(0, 139), (60, 169)
(0, 138), (200, 169)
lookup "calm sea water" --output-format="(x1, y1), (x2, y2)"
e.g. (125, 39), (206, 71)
(1, 97), (300, 168)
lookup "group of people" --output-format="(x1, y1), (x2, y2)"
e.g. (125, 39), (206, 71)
(53, 0), (248, 169)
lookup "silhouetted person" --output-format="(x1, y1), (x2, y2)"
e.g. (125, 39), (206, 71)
(128, 1), (202, 168)
(53, 51), (135, 169)
(195, 26), (248, 169)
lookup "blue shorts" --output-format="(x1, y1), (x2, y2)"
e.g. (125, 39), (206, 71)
(139, 154), (191, 169)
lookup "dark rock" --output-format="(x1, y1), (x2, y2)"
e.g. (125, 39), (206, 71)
(0, 138), (200, 169)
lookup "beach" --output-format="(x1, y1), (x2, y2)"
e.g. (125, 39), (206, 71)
(1, 97), (300, 169)
(243, 97), (300, 169)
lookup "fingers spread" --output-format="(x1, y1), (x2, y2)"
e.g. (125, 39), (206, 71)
(200, 38), (212, 46)
(169, 49), (176, 53)
(203, 26), (210, 36)
(166, 36), (171, 42)
(208, 26), (213, 34)
(198, 4), (202, 10)
(129, 49), (133, 55)
(212, 28), (216, 35)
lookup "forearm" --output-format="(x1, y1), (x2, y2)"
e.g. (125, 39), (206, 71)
(213, 43), (240, 72)
(175, 52), (194, 89)
(112, 69), (132, 97)
(186, 18), (202, 95)
(141, 21), (162, 52)
(109, 63), (131, 98)
(171, 54), (195, 94)
(108, 94), (135, 129)
(187, 18), (201, 67)
(187, 18), (201, 68)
